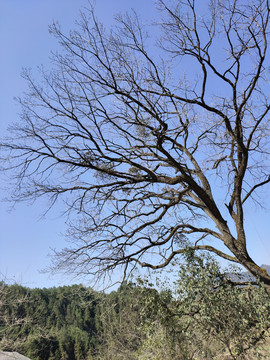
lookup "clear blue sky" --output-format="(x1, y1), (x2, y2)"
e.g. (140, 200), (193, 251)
(0, 0), (270, 288)
(0, 0), (157, 288)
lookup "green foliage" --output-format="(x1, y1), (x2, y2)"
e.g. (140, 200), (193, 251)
(1, 259), (270, 359)
(177, 254), (270, 355)
(137, 254), (270, 359)
(0, 284), (98, 359)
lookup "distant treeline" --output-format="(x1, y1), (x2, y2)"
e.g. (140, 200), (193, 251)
(1, 254), (270, 360)
(0, 281), (163, 360)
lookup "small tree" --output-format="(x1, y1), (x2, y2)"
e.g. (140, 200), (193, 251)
(1, 0), (270, 286)
(134, 254), (270, 359)
(173, 254), (270, 359)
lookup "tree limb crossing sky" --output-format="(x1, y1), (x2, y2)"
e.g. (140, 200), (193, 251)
(0, 0), (270, 288)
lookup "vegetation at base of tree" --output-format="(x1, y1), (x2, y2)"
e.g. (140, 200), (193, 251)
(1, 255), (270, 360)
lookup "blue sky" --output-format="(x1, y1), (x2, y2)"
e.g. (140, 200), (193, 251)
(0, 0), (270, 288)
(0, 0), (157, 288)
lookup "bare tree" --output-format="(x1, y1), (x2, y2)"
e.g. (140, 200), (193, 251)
(2, 0), (270, 287)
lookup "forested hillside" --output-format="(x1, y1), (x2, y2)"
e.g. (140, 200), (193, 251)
(0, 281), (165, 359)
(1, 255), (270, 360)
(1, 281), (165, 359)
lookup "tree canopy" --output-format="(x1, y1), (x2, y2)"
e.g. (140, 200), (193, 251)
(1, 0), (270, 285)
